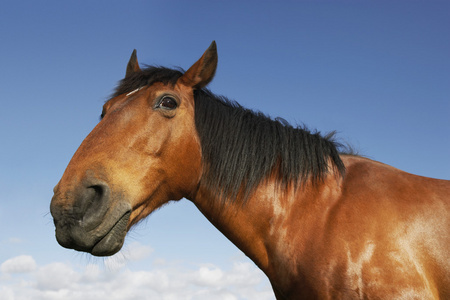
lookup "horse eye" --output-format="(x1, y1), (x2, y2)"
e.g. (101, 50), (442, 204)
(159, 96), (178, 110)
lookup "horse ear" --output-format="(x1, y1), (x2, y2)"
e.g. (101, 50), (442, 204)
(126, 49), (141, 77)
(180, 41), (218, 89)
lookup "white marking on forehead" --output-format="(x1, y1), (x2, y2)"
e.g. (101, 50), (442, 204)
(126, 86), (144, 96)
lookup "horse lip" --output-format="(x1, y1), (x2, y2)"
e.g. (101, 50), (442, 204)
(90, 210), (131, 256)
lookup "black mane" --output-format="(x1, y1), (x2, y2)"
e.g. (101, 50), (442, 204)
(194, 89), (346, 202)
(113, 66), (346, 203)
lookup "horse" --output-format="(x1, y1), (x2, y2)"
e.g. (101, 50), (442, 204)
(50, 41), (450, 299)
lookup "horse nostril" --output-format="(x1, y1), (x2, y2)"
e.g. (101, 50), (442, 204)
(77, 183), (111, 230)
(88, 185), (105, 202)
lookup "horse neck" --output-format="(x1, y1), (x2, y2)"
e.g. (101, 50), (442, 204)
(187, 166), (344, 286)
(188, 180), (275, 271)
(190, 174), (324, 266)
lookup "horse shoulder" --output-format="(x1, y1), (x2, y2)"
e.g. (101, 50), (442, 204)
(278, 156), (450, 298)
(314, 156), (450, 298)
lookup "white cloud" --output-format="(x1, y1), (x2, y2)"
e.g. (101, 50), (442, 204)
(1, 255), (37, 274)
(194, 265), (224, 287)
(0, 248), (275, 300)
(35, 262), (81, 291)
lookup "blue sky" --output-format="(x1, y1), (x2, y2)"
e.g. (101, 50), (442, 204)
(0, 1), (449, 299)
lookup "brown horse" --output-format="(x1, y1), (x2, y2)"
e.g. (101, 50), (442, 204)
(51, 42), (450, 299)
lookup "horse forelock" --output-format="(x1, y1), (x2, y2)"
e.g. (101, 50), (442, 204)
(111, 66), (184, 99)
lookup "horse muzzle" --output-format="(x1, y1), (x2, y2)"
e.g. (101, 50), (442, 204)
(50, 179), (132, 256)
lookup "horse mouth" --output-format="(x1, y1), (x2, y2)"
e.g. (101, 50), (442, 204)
(90, 211), (131, 256)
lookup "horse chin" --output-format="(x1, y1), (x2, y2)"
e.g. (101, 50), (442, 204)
(90, 211), (131, 257)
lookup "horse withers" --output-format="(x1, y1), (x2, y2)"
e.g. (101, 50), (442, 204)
(51, 42), (450, 299)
